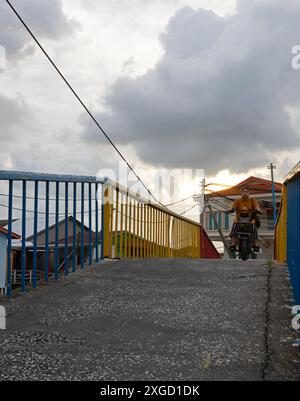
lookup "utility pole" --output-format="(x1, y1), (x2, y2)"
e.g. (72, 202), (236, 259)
(200, 178), (205, 225)
(193, 178), (206, 225)
(193, 179), (230, 258)
(267, 163), (277, 226)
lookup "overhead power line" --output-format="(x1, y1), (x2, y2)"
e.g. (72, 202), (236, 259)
(0, 193), (95, 202)
(0, 203), (95, 216)
(209, 198), (231, 212)
(4, 0), (167, 210)
(165, 195), (195, 207)
(205, 183), (231, 188)
(180, 204), (197, 216)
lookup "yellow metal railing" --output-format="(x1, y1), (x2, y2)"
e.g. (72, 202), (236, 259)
(102, 181), (201, 259)
(275, 184), (287, 263)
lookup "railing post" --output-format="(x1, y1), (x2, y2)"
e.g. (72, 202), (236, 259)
(80, 182), (85, 269)
(64, 182), (69, 276)
(124, 193), (128, 258)
(95, 183), (99, 263)
(136, 203), (140, 258)
(109, 189), (114, 258)
(33, 181), (39, 288)
(21, 180), (27, 293)
(45, 181), (49, 284)
(102, 183), (111, 259)
(6, 180), (13, 299)
(114, 189), (119, 258)
(133, 202), (136, 258)
(88, 183), (92, 265)
(128, 199), (132, 258)
(100, 184), (105, 260)
(72, 183), (77, 272)
(55, 182), (60, 280)
(120, 193), (124, 258)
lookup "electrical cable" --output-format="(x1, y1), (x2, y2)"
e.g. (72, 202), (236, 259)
(4, 0), (168, 210)
(165, 195), (195, 207)
(180, 204), (197, 216)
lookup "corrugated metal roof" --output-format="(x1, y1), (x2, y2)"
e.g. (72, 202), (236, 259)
(3, 216), (94, 240)
(0, 219), (18, 227)
(284, 161), (300, 183)
(0, 226), (21, 239)
(208, 176), (282, 197)
(26, 215), (92, 241)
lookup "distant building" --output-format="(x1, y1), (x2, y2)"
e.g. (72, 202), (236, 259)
(25, 215), (100, 270)
(0, 225), (21, 292)
(203, 176), (282, 259)
(3, 216), (100, 287)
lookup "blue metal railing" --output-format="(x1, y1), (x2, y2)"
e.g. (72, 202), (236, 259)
(0, 170), (219, 300)
(287, 171), (300, 305)
(0, 171), (105, 299)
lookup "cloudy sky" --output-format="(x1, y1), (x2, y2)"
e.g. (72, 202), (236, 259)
(1, 0), (300, 215)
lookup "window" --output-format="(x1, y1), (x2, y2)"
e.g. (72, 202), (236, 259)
(218, 213), (222, 228)
(209, 213), (214, 231)
(225, 213), (229, 230)
(208, 212), (223, 231)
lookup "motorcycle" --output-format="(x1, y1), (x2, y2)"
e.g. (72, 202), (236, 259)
(229, 210), (260, 261)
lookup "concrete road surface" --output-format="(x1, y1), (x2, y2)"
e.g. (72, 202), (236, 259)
(0, 259), (299, 381)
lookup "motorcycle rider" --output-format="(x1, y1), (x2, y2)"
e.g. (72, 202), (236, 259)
(227, 186), (261, 254)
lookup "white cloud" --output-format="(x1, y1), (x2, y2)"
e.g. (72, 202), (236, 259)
(0, 93), (34, 141)
(0, 0), (299, 189)
(0, 0), (79, 60)
(0, 0), (236, 176)
(81, 0), (300, 175)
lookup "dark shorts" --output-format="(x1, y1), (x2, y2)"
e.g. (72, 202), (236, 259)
(230, 222), (258, 240)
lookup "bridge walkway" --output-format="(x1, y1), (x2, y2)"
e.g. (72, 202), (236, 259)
(0, 259), (299, 381)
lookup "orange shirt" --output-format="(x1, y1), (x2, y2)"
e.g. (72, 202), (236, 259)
(232, 198), (259, 222)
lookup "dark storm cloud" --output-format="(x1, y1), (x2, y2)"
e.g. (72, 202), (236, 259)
(0, 0), (79, 60)
(81, 0), (300, 174)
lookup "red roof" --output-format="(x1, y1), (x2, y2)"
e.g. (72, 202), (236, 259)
(208, 176), (282, 197)
(0, 226), (21, 239)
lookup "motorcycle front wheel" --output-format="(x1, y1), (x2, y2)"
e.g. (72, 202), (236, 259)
(239, 239), (249, 261)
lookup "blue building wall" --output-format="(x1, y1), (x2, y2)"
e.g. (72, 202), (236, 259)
(287, 172), (300, 305)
